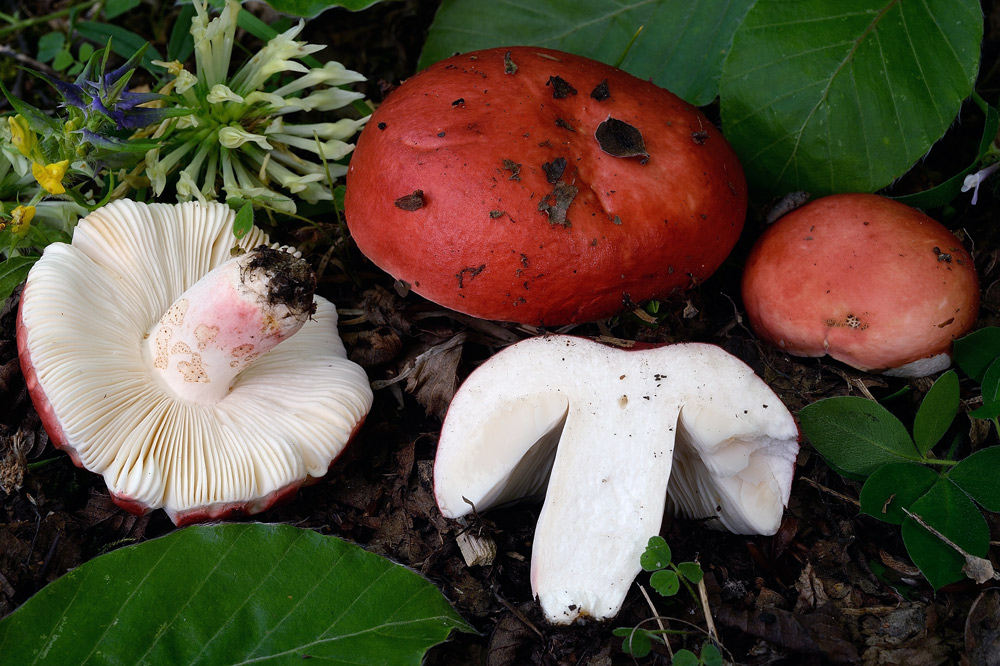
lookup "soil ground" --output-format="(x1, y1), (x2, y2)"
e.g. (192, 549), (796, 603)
(2, 1), (1000, 664)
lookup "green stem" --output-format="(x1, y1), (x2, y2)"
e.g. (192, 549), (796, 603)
(0, 3), (88, 39)
(920, 457), (958, 467)
(27, 457), (61, 471)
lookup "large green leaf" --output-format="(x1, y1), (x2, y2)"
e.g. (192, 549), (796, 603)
(263, 0), (383, 17)
(0, 524), (472, 665)
(720, 0), (983, 198)
(799, 396), (921, 479)
(418, 0), (754, 106)
(901, 478), (990, 589)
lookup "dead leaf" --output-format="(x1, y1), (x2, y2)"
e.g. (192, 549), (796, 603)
(401, 333), (466, 419)
(710, 573), (858, 664)
(0, 430), (28, 494)
(794, 562), (830, 612)
(488, 609), (542, 666)
(879, 548), (922, 577)
(965, 590), (1000, 666)
(344, 327), (403, 367)
(76, 489), (151, 538)
(362, 285), (415, 334)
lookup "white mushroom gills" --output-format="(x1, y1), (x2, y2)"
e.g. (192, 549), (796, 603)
(145, 246), (316, 403)
(433, 335), (799, 624)
(17, 200), (374, 524)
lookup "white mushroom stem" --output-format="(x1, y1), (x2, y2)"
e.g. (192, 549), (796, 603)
(433, 335), (799, 624)
(144, 245), (316, 403)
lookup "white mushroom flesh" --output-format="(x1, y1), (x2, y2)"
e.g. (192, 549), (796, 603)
(433, 335), (799, 624)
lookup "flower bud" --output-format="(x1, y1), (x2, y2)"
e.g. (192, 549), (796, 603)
(8, 115), (37, 158)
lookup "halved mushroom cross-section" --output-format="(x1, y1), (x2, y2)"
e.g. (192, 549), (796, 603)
(433, 335), (799, 624)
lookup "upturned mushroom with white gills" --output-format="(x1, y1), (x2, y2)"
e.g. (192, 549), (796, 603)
(433, 335), (799, 624)
(17, 200), (373, 526)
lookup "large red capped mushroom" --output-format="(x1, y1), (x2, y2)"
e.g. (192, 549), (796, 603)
(741, 193), (980, 377)
(345, 47), (747, 325)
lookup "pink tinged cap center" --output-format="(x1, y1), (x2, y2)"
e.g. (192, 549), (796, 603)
(143, 246), (317, 403)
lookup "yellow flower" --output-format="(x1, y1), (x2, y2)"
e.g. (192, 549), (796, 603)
(10, 205), (35, 234)
(32, 160), (70, 194)
(8, 115), (37, 158)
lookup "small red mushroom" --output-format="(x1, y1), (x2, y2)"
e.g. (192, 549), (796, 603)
(345, 47), (747, 325)
(741, 193), (980, 377)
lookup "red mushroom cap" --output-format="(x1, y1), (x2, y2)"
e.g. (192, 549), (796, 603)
(345, 47), (747, 325)
(741, 193), (980, 376)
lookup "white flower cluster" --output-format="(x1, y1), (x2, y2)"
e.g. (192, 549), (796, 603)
(147, 0), (368, 213)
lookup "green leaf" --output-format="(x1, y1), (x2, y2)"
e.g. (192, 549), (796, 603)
(949, 446), (1000, 512)
(167, 3), (197, 63)
(419, 0), (754, 106)
(650, 569), (680, 597)
(613, 627), (652, 658)
(233, 201), (254, 239)
(913, 370), (959, 456)
(36, 32), (65, 63)
(51, 49), (74, 72)
(640, 535), (671, 571)
(0, 524), (473, 665)
(76, 22), (162, 70)
(969, 357), (1000, 421)
(700, 642), (724, 666)
(104, 0), (142, 20)
(676, 561), (703, 584)
(720, 0), (983, 198)
(968, 399), (1000, 422)
(859, 462), (939, 525)
(901, 478), (990, 589)
(261, 0), (384, 18)
(78, 42), (95, 62)
(954, 327), (1000, 383)
(0, 80), (62, 133)
(799, 396), (921, 479)
(980, 358), (1000, 404)
(0, 256), (37, 301)
(672, 649), (699, 666)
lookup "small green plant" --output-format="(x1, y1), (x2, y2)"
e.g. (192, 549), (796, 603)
(639, 534), (704, 599)
(612, 536), (721, 663)
(799, 333), (1000, 589)
(0, 0), (370, 301)
(37, 31), (96, 76)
